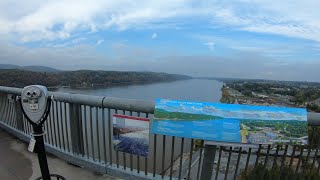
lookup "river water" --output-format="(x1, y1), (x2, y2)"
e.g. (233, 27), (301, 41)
(53, 79), (223, 102)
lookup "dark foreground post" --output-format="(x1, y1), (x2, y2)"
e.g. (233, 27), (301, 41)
(200, 144), (217, 180)
(33, 125), (51, 180)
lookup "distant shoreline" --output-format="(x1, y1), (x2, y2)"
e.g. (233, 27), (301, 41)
(48, 78), (192, 90)
(0, 69), (191, 88)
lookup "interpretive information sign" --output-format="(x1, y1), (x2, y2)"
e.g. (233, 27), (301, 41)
(152, 99), (308, 145)
(113, 114), (149, 156)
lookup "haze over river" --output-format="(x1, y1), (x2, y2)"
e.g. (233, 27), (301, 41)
(54, 79), (223, 102)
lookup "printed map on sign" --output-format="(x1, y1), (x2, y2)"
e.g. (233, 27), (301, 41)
(152, 99), (308, 145)
(113, 114), (149, 156)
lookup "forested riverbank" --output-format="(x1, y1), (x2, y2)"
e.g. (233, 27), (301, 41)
(0, 69), (191, 88)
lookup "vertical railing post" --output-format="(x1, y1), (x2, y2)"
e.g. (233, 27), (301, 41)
(14, 95), (24, 132)
(200, 144), (217, 180)
(69, 103), (84, 155)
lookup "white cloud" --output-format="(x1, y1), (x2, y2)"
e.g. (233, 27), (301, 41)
(45, 37), (86, 48)
(204, 42), (215, 50)
(211, 1), (320, 42)
(96, 39), (104, 45)
(193, 34), (310, 58)
(0, 0), (319, 42)
(151, 33), (157, 39)
(0, 0), (209, 42)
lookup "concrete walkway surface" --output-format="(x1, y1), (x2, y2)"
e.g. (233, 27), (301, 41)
(0, 128), (121, 180)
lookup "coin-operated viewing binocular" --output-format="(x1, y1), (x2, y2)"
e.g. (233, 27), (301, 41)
(17, 85), (64, 180)
(20, 85), (52, 126)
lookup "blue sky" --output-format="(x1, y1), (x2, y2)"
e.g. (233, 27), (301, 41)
(0, 0), (319, 81)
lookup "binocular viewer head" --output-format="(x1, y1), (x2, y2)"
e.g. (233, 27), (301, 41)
(21, 85), (49, 124)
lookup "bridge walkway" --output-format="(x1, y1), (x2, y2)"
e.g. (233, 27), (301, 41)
(0, 128), (120, 180)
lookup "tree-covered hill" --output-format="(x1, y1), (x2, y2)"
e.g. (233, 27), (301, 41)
(0, 64), (60, 72)
(155, 108), (222, 120)
(0, 69), (191, 88)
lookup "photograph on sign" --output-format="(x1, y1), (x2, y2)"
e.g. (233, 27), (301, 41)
(152, 99), (308, 145)
(112, 114), (149, 156)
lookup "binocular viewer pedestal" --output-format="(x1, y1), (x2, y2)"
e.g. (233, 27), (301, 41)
(18, 85), (65, 180)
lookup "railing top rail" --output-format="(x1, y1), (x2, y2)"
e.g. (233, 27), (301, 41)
(0, 86), (319, 124)
(0, 86), (155, 113)
(0, 86), (22, 95)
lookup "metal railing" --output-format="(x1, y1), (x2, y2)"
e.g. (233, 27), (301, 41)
(0, 86), (320, 180)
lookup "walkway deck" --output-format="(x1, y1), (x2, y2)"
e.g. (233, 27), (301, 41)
(0, 128), (120, 180)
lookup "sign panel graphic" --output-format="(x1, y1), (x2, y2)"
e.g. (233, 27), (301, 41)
(152, 99), (308, 145)
(113, 114), (149, 156)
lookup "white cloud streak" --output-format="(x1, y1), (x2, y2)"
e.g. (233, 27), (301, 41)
(96, 39), (104, 45)
(151, 33), (157, 39)
(212, 1), (320, 41)
(204, 42), (215, 50)
(0, 0), (319, 42)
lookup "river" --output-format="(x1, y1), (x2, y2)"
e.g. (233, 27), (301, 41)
(53, 79), (224, 102)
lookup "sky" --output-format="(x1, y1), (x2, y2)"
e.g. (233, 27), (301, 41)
(0, 0), (319, 81)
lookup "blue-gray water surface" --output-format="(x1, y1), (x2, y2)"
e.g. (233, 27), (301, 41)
(53, 79), (223, 102)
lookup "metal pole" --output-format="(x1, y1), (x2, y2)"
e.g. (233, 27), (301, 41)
(33, 125), (51, 180)
(14, 96), (24, 132)
(200, 144), (217, 180)
(69, 103), (84, 155)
